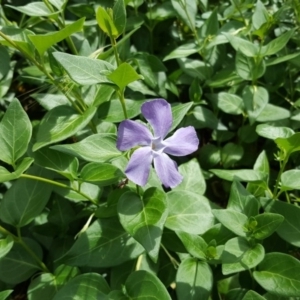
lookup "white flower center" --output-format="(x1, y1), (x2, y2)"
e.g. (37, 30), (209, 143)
(151, 137), (165, 153)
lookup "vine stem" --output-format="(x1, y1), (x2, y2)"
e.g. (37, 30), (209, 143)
(161, 243), (180, 268)
(273, 154), (289, 199)
(20, 174), (98, 205)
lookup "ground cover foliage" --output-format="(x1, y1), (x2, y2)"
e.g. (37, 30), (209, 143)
(0, 0), (300, 298)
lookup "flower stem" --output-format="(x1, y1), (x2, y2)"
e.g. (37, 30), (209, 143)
(117, 90), (128, 119)
(20, 174), (98, 205)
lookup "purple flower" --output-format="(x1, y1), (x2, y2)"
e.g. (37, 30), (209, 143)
(116, 99), (199, 188)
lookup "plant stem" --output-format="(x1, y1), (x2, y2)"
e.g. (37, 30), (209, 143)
(273, 154), (289, 199)
(111, 36), (121, 66)
(117, 90), (128, 119)
(161, 243), (180, 268)
(20, 174), (98, 205)
(17, 227), (50, 273)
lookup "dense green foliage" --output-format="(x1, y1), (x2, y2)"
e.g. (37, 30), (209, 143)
(0, 0), (300, 298)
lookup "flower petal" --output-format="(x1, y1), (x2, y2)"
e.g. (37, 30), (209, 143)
(141, 99), (172, 139)
(164, 126), (199, 156)
(117, 120), (152, 151)
(125, 147), (153, 186)
(153, 153), (183, 188)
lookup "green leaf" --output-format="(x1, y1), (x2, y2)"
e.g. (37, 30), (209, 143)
(163, 42), (201, 61)
(221, 143), (244, 168)
(253, 253), (300, 297)
(210, 169), (265, 182)
(242, 85), (268, 124)
(183, 106), (218, 129)
(29, 18), (85, 55)
(113, 0), (126, 35)
(53, 273), (110, 300)
(0, 47), (10, 81)
(171, 0), (197, 31)
(217, 92), (244, 115)
(6, 2), (57, 17)
(0, 167), (53, 227)
(261, 198), (300, 247)
(107, 62), (142, 89)
(242, 290), (265, 300)
(53, 52), (114, 85)
(173, 158), (206, 195)
(256, 124), (294, 140)
(189, 78), (202, 102)
(96, 6), (118, 37)
(200, 9), (219, 37)
(266, 52), (300, 66)
(251, 213), (284, 240)
(60, 218), (144, 267)
(275, 133), (300, 156)
(176, 231), (207, 260)
(236, 52), (265, 80)
(261, 30), (295, 56)
(80, 162), (123, 186)
(170, 102), (193, 131)
(256, 104), (290, 122)
(165, 191), (214, 235)
(223, 33), (259, 57)
(281, 170), (300, 190)
(118, 188), (167, 262)
(98, 99), (144, 123)
(0, 238), (42, 284)
(176, 258), (213, 300)
(222, 237), (265, 275)
(0, 98), (32, 165)
(33, 106), (97, 151)
(125, 270), (171, 300)
(227, 181), (259, 217)
(51, 134), (121, 162)
(27, 273), (57, 300)
(0, 236), (14, 259)
(212, 209), (248, 237)
(0, 290), (13, 300)
(0, 157), (34, 183)
(252, 0), (269, 30)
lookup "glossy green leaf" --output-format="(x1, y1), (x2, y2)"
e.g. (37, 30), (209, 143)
(0, 236), (14, 259)
(53, 273), (110, 300)
(171, 0), (197, 31)
(222, 237), (265, 275)
(261, 198), (300, 247)
(183, 106), (218, 129)
(96, 6), (118, 37)
(0, 157), (34, 183)
(0, 167), (53, 227)
(107, 62), (142, 89)
(27, 273), (57, 300)
(236, 52), (265, 80)
(242, 290), (265, 300)
(0, 98), (32, 165)
(80, 162), (123, 186)
(261, 30), (295, 56)
(221, 143), (244, 168)
(176, 231), (207, 260)
(227, 181), (259, 217)
(176, 258), (213, 300)
(281, 170), (300, 190)
(0, 238), (42, 284)
(0, 290), (13, 300)
(164, 42), (201, 61)
(212, 209), (248, 237)
(113, 0), (126, 35)
(256, 104), (290, 122)
(60, 218), (144, 267)
(53, 52), (114, 85)
(217, 92), (244, 115)
(29, 18), (85, 55)
(33, 147), (78, 180)
(118, 188), (167, 262)
(256, 124), (294, 140)
(165, 191), (214, 235)
(126, 270), (171, 299)
(33, 106), (96, 151)
(251, 213), (284, 240)
(6, 2), (56, 17)
(266, 52), (300, 66)
(275, 133), (300, 156)
(210, 169), (265, 182)
(254, 253), (300, 297)
(170, 102), (193, 132)
(252, 0), (269, 30)
(51, 134), (121, 162)
(98, 99), (144, 123)
(224, 33), (258, 57)
(173, 158), (206, 195)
